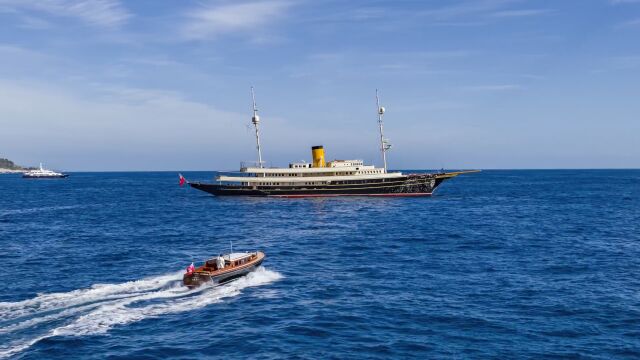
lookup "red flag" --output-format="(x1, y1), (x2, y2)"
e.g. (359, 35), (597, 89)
(178, 173), (186, 186)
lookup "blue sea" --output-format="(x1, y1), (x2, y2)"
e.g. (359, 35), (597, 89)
(1, 170), (639, 359)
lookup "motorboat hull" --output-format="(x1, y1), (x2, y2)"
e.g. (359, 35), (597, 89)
(183, 252), (265, 288)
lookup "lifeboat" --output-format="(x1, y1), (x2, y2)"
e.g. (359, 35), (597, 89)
(183, 251), (265, 289)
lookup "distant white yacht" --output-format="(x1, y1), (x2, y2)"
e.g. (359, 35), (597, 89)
(22, 163), (68, 178)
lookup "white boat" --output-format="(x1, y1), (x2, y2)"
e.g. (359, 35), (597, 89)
(22, 163), (68, 179)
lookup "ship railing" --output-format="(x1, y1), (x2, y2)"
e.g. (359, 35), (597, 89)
(240, 161), (270, 170)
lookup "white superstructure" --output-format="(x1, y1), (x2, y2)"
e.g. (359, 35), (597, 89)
(217, 157), (404, 186)
(214, 89), (400, 187)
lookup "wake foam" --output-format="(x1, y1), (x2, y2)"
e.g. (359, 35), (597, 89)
(0, 267), (282, 359)
(0, 205), (85, 217)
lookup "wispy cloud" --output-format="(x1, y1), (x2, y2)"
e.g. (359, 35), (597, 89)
(616, 17), (640, 28)
(610, 0), (640, 4)
(17, 15), (52, 29)
(490, 9), (554, 18)
(418, 0), (519, 20)
(610, 55), (640, 69)
(120, 56), (184, 68)
(0, 43), (53, 60)
(460, 84), (523, 92)
(0, 0), (131, 28)
(417, 0), (553, 25)
(292, 50), (470, 79)
(181, 1), (291, 41)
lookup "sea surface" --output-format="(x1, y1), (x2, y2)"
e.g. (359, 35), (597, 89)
(0, 170), (639, 359)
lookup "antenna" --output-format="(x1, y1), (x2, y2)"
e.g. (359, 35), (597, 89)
(251, 86), (263, 168)
(376, 89), (390, 173)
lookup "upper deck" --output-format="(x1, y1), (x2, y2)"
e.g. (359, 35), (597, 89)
(219, 159), (403, 184)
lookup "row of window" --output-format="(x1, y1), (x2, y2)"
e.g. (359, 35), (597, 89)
(257, 170), (380, 177)
(257, 182), (325, 186)
(233, 258), (249, 266)
(254, 179), (388, 187)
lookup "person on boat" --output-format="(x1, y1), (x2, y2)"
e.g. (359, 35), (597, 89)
(186, 262), (195, 274)
(217, 254), (225, 270)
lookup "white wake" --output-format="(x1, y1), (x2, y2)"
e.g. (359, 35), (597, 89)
(0, 267), (282, 359)
(0, 205), (85, 217)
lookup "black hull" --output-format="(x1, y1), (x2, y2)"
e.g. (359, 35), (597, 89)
(190, 174), (449, 197)
(183, 258), (264, 288)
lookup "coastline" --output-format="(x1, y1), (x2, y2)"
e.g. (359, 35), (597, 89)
(0, 168), (26, 174)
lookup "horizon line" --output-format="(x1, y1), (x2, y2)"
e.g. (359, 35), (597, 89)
(4, 168), (639, 173)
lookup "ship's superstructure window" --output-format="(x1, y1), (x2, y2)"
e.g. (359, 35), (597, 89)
(289, 162), (311, 169)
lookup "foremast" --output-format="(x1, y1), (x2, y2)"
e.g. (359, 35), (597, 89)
(251, 86), (264, 168)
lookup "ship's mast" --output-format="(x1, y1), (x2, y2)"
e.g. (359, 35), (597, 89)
(376, 89), (390, 173)
(251, 86), (263, 168)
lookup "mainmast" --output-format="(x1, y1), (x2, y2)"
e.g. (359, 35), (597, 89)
(376, 89), (391, 173)
(250, 86), (263, 168)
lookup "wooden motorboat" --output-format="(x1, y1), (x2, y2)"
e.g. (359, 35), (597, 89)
(183, 251), (265, 289)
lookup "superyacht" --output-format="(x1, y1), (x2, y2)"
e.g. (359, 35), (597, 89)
(189, 89), (475, 197)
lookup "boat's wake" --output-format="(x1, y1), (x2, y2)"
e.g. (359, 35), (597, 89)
(0, 267), (282, 358)
(0, 205), (86, 217)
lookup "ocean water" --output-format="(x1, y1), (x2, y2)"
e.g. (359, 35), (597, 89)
(0, 170), (639, 359)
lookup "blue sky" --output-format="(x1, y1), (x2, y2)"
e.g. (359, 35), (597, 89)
(0, 0), (639, 171)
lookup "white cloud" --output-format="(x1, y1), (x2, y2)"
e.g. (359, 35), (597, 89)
(181, 1), (290, 40)
(0, 0), (131, 28)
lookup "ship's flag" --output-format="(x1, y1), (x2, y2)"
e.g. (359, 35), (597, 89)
(178, 173), (186, 186)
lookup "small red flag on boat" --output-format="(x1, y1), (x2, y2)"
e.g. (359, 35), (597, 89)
(178, 173), (186, 186)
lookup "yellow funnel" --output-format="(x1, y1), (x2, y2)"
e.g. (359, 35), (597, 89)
(312, 146), (326, 168)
